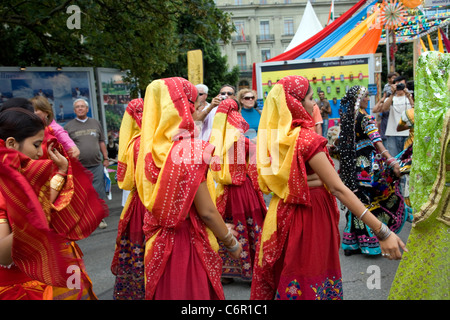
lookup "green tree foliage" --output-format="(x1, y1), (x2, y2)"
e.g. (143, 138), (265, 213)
(377, 41), (414, 84)
(156, 36), (240, 98)
(0, 0), (234, 96)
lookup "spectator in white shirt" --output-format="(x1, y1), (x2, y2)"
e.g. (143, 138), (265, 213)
(379, 76), (414, 157)
(193, 84), (220, 141)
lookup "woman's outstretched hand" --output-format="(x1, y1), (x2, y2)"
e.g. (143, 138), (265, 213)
(379, 233), (408, 260)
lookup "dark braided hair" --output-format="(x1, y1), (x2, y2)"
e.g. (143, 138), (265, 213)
(338, 86), (361, 191)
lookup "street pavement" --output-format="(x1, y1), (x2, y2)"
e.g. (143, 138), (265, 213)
(78, 183), (411, 300)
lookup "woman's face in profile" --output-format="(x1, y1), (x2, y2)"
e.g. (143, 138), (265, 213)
(301, 90), (315, 116)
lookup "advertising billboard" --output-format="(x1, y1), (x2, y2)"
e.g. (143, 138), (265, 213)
(0, 67), (99, 126)
(255, 54), (377, 121)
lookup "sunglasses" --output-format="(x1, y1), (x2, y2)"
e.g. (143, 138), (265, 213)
(198, 93), (206, 96)
(220, 91), (234, 96)
(243, 96), (255, 100)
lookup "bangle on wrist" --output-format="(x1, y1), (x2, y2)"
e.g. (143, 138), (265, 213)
(50, 173), (66, 191)
(373, 223), (391, 241)
(225, 235), (240, 253)
(386, 157), (398, 167)
(220, 229), (233, 245)
(358, 208), (369, 221)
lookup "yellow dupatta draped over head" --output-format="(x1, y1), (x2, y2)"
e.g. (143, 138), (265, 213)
(116, 98), (144, 191)
(111, 98), (145, 277)
(252, 76), (331, 299)
(209, 98), (250, 214)
(257, 75), (313, 203)
(135, 78), (199, 209)
(134, 77), (222, 300)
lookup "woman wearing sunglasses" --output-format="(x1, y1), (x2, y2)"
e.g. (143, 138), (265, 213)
(237, 89), (261, 140)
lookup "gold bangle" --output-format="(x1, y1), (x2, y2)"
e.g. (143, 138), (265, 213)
(50, 174), (66, 191)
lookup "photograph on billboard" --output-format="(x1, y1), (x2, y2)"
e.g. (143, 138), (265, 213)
(0, 67), (98, 126)
(96, 68), (133, 141)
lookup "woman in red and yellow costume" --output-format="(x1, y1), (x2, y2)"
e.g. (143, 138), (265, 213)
(251, 76), (407, 300)
(111, 98), (147, 300)
(135, 77), (242, 300)
(209, 98), (267, 283)
(0, 108), (107, 300)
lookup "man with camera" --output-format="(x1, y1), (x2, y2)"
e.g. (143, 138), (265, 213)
(192, 84), (236, 141)
(380, 75), (414, 157)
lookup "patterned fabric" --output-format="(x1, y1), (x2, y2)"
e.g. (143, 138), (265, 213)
(338, 85), (366, 192)
(388, 51), (450, 300)
(51, 242), (97, 300)
(339, 86), (407, 255)
(112, 239), (145, 300)
(116, 98), (144, 190)
(209, 99), (266, 281)
(135, 78), (223, 300)
(0, 136), (106, 294)
(209, 98), (251, 213)
(388, 202), (450, 300)
(251, 76), (340, 300)
(409, 51), (450, 226)
(256, 186), (342, 300)
(111, 99), (146, 300)
(256, 76), (314, 205)
(0, 280), (52, 300)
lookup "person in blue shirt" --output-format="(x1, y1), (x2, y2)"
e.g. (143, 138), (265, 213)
(237, 88), (260, 140)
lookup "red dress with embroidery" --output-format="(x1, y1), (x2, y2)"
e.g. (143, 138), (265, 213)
(252, 129), (343, 300)
(276, 134), (342, 300)
(210, 99), (267, 282)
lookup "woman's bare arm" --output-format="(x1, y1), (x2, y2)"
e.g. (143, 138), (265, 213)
(308, 152), (407, 260)
(193, 181), (242, 259)
(0, 224), (13, 266)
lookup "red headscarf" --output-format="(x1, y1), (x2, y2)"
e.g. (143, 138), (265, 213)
(252, 75), (333, 299)
(209, 98), (265, 215)
(136, 78), (222, 300)
(278, 75), (314, 129)
(0, 139), (107, 288)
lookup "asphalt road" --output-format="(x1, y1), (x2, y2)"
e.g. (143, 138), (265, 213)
(78, 183), (411, 301)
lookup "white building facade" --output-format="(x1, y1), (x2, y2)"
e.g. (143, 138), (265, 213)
(215, 0), (359, 89)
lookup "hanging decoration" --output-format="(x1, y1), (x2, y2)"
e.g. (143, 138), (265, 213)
(380, 0), (407, 30)
(400, 0), (422, 9)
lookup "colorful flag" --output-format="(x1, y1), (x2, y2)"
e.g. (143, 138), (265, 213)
(241, 26), (246, 41)
(327, 0), (335, 25)
(439, 28), (450, 53)
(438, 28), (444, 53)
(427, 33), (435, 51)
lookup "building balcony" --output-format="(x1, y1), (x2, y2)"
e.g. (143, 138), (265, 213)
(281, 33), (294, 43)
(232, 35), (250, 44)
(238, 64), (253, 72)
(256, 34), (275, 43)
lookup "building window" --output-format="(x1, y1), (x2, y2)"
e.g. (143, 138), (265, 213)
(235, 0), (243, 5)
(284, 18), (294, 35)
(239, 80), (250, 90)
(237, 51), (247, 70)
(260, 0), (267, 4)
(260, 21), (270, 40)
(261, 49), (271, 61)
(285, 0), (292, 3)
(235, 21), (245, 41)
